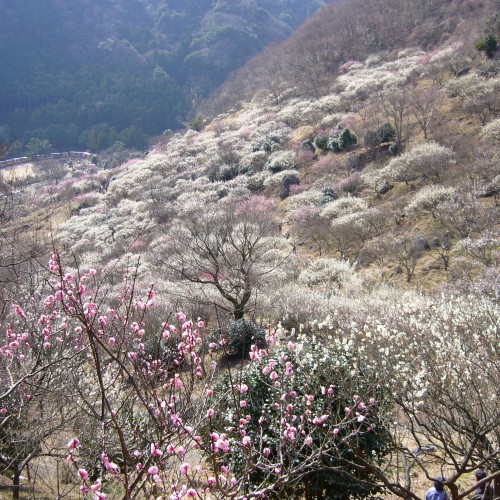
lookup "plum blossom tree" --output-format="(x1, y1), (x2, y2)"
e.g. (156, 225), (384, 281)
(376, 296), (500, 500)
(0, 192), (48, 322)
(155, 196), (291, 320)
(298, 257), (355, 291)
(446, 73), (500, 125)
(0, 285), (83, 497)
(406, 185), (456, 218)
(387, 142), (455, 184)
(312, 291), (500, 499)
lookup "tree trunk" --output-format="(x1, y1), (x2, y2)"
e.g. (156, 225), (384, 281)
(448, 482), (459, 500)
(12, 462), (20, 500)
(233, 308), (244, 320)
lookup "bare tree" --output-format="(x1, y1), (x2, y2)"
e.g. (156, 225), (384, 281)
(389, 236), (424, 282)
(377, 89), (414, 153)
(409, 83), (443, 139)
(432, 232), (452, 271)
(156, 197), (290, 320)
(38, 158), (67, 184)
(289, 207), (333, 257)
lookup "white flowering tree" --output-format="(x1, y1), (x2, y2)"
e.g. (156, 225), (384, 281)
(383, 142), (455, 184)
(446, 73), (500, 125)
(406, 185), (456, 218)
(318, 291), (500, 499)
(481, 118), (500, 143)
(298, 257), (356, 291)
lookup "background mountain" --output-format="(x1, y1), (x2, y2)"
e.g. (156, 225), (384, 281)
(0, 0), (328, 152)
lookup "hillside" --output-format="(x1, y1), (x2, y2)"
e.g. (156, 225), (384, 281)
(46, 0), (499, 299)
(205, 0), (497, 114)
(0, 0), (328, 152)
(0, 0), (498, 498)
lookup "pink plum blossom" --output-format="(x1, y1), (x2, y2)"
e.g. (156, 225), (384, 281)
(78, 469), (89, 481)
(67, 437), (80, 450)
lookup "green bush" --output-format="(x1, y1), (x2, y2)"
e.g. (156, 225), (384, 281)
(26, 138), (52, 160)
(328, 128), (357, 152)
(314, 135), (329, 151)
(209, 319), (266, 358)
(319, 186), (338, 205)
(190, 114), (206, 131)
(206, 340), (390, 498)
(364, 123), (396, 147)
(475, 32), (498, 59)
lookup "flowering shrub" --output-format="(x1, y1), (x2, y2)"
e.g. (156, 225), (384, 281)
(285, 189), (325, 213)
(206, 340), (389, 499)
(338, 60), (363, 73)
(336, 50), (423, 97)
(320, 196), (368, 220)
(481, 118), (500, 143)
(432, 183), (496, 238)
(334, 173), (364, 195)
(245, 171), (269, 192)
(298, 258), (355, 290)
(264, 150), (296, 173)
(406, 185), (456, 217)
(380, 142), (455, 183)
(446, 73), (500, 124)
(459, 231), (499, 266)
(239, 151), (268, 173)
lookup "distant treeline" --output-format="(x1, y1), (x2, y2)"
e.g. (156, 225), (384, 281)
(2, 68), (187, 153)
(0, 0), (328, 153)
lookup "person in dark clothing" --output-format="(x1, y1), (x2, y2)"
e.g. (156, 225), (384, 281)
(425, 477), (450, 500)
(470, 470), (494, 500)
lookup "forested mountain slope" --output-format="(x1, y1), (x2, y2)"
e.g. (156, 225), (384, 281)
(205, 0), (497, 113)
(0, 0), (328, 152)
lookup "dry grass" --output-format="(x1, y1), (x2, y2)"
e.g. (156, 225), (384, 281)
(0, 162), (37, 183)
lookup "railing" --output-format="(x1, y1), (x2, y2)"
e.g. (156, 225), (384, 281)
(0, 151), (93, 168)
